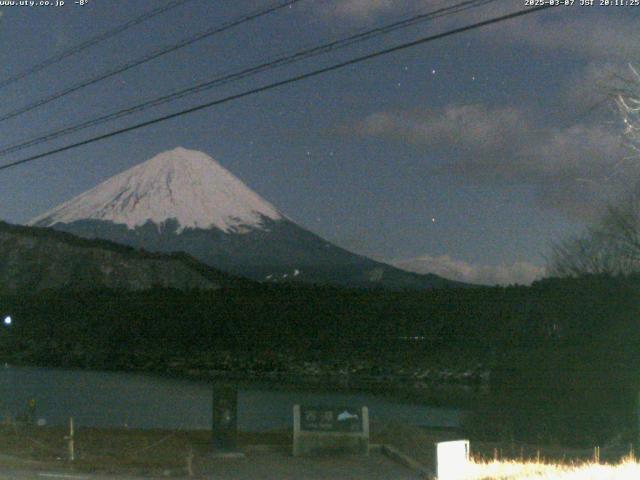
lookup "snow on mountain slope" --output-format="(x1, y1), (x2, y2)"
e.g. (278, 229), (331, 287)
(29, 147), (282, 233)
(27, 147), (463, 289)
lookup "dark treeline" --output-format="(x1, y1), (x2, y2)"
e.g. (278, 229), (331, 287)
(2, 275), (636, 353)
(1, 274), (640, 445)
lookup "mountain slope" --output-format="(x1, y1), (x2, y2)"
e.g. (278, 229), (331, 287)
(30, 147), (462, 289)
(30, 147), (281, 233)
(0, 221), (241, 292)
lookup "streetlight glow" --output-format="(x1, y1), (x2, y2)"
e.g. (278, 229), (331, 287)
(3, 316), (11, 326)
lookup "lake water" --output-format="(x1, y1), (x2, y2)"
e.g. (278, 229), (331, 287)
(0, 365), (464, 431)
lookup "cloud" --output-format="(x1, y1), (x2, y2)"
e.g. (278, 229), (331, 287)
(391, 254), (545, 286)
(496, 12), (640, 61)
(353, 104), (636, 219)
(315, 0), (403, 21)
(315, 2), (639, 60)
(356, 105), (533, 182)
(359, 105), (530, 152)
(560, 62), (631, 116)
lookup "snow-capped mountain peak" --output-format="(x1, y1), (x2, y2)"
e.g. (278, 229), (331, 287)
(29, 147), (282, 233)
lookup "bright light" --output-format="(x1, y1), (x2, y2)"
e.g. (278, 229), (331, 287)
(3, 316), (11, 326)
(437, 440), (470, 480)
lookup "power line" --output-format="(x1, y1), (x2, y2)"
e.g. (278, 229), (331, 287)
(0, 0), (499, 158)
(0, 4), (554, 173)
(0, 0), (195, 91)
(0, 0), (304, 124)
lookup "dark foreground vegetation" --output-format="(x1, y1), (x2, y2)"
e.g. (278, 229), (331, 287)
(1, 273), (639, 446)
(1, 422), (634, 478)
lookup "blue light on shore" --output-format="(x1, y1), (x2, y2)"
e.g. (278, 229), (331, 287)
(3, 316), (11, 326)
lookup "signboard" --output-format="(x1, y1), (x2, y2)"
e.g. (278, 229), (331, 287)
(436, 440), (470, 480)
(300, 406), (363, 433)
(293, 405), (369, 456)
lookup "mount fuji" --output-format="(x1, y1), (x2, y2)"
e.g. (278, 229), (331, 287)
(30, 147), (459, 289)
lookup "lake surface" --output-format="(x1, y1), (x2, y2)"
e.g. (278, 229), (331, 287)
(0, 365), (464, 431)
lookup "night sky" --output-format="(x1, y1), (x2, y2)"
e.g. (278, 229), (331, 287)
(0, 0), (638, 285)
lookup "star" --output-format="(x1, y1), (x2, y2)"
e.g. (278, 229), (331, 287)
(431, 69), (436, 75)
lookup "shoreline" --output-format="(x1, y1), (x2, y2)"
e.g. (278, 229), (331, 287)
(2, 360), (489, 408)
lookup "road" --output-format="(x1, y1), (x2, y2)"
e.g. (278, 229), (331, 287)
(0, 470), (148, 480)
(0, 451), (422, 480)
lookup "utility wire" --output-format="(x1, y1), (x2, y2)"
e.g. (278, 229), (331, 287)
(0, 4), (554, 173)
(0, 0), (304, 124)
(0, 0), (195, 91)
(0, 0), (498, 157)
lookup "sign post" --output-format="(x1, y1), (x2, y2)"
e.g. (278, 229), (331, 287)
(212, 384), (238, 452)
(293, 405), (369, 456)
